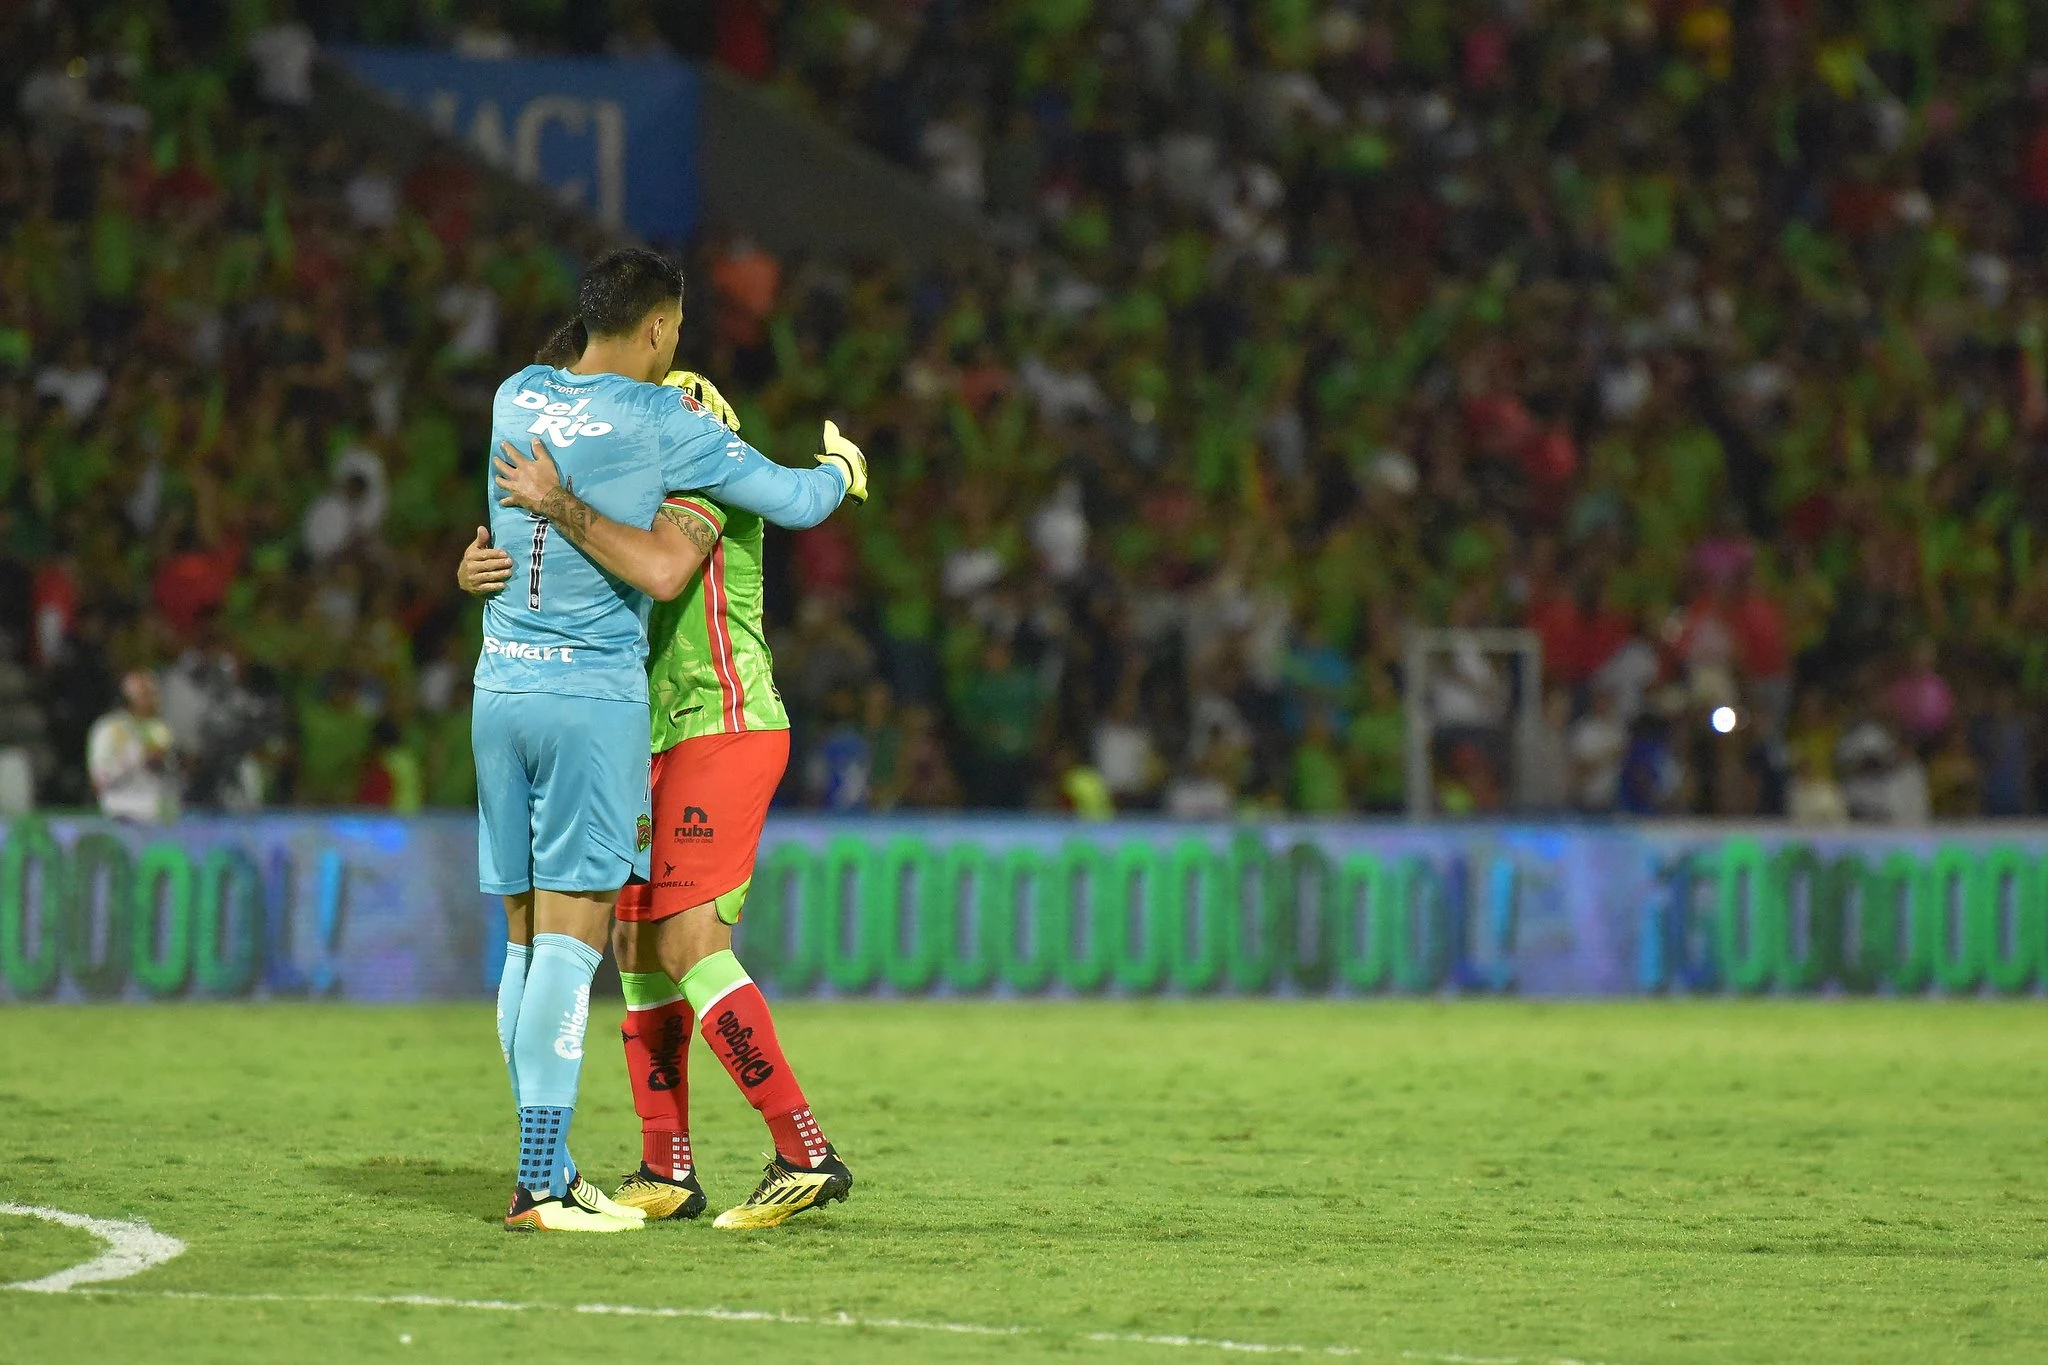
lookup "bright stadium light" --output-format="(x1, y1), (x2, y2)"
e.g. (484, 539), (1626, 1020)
(1711, 706), (1739, 734)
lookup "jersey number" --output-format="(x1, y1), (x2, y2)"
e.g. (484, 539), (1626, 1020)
(528, 517), (548, 609)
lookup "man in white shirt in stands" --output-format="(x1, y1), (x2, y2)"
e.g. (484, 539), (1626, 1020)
(87, 671), (178, 823)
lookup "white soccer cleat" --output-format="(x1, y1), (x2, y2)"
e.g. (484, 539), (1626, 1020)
(571, 1175), (647, 1222)
(504, 1187), (643, 1232)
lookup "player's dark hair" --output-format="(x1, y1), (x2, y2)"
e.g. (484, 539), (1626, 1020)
(534, 317), (586, 367)
(576, 247), (684, 339)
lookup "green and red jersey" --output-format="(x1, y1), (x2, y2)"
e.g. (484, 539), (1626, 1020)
(647, 494), (789, 754)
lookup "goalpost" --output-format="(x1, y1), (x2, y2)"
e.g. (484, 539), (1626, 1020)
(1402, 627), (1544, 819)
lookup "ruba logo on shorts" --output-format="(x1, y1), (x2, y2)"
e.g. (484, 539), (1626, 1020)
(636, 814), (653, 851)
(674, 806), (714, 840)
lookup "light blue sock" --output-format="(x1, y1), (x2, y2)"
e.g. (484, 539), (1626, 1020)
(497, 941), (585, 1188)
(495, 942), (530, 1099)
(512, 933), (603, 1198)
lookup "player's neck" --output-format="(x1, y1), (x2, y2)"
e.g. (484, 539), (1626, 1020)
(567, 341), (659, 385)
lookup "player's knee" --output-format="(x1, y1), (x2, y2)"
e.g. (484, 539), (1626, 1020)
(613, 919), (661, 972)
(666, 903), (736, 978)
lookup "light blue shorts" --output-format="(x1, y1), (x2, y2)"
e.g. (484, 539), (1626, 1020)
(473, 688), (651, 896)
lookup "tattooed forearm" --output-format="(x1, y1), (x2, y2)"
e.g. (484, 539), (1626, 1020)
(659, 503), (720, 554)
(536, 487), (596, 545)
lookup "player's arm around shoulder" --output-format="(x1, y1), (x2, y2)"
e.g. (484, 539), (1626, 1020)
(492, 437), (710, 602)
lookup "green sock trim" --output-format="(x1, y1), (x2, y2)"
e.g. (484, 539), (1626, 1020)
(620, 970), (682, 1010)
(678, 949), (751, 1014)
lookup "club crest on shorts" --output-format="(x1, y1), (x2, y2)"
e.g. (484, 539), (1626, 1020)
(636, 814), (653, 851)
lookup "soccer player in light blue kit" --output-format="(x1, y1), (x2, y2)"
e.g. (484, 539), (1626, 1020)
(474, 249), (863, 1232)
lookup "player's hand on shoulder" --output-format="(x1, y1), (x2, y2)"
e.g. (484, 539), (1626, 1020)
(494, 438), (563, 512)
(458, 526), (514, 597)
(817, 419), (868, 505)
(662, 369), (740, 433)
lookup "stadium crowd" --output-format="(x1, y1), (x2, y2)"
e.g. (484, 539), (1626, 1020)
(7, 0), (2048, 821)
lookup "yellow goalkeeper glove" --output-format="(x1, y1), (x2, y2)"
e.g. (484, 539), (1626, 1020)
(818, 420), (868, 504)
(661, 369), (740, 432)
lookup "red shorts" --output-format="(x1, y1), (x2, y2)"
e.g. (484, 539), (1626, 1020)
(615, 729), (789, 923)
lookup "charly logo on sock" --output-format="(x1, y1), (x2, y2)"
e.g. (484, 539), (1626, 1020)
(554, 985), (590, 1060)
(713, 1008), (776, 1088)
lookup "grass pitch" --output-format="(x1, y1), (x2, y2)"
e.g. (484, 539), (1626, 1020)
(1, 1000), (2044, 1364)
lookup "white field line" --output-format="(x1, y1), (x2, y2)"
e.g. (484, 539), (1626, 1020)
(0, 1203), (186, 1293)
(1087, 1330), (1361, 1355)
(39, 1288), (1624, 1364)
(1, 1203), (1620, 1364)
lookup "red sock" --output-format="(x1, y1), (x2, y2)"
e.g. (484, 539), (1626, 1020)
(621, 998), (694, 1179)
(700, 982), (831, 1166)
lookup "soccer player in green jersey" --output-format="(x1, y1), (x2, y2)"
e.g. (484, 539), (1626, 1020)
(463, 362), (860, 1229)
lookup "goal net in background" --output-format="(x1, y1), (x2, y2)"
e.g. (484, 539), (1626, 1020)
(1403, 629), (1545, 819)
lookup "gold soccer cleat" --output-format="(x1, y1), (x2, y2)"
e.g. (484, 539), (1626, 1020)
(613, 1164), (709, 1221)
(712, 1148), (854, 1230)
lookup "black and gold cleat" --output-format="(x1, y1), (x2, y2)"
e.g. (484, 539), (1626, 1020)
(712, 1147), (854, 1230)
(613, 1163), (708, 1221)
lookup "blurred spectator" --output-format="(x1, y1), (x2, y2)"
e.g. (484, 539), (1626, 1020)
(1618, 713), (1687, 818)
(1839, 721), (1931, 825)
(1566, 689), (1625, 815)
(1343, 693), (1403, 813)
(1058, 748), (1116, 820)
(1886, 642), (1954, 743)
(710, 236), (779, 358)
(1292, 712), (1349, 814)
(153, 534), (243, 641)
(247, 9), (316, 108)
(806, 687), (873, 811)
(1594, 612), (1665, 725)
(356, 718), (424, 813)
(87, 671), (177, 823)
(344, 161), (399, 231)
(889, 705), (962, 809)
(1729, 569), (1790, 738)
(34, 340), (107, 423)
(1786, 746), (1849, 825)
(436, 270), (501, 367)
(1030, 478), (1088, 584)
(453, 6), (518, 59)
(0, 640), (47, 813)
(160, 645), (284, 811)
(1927, 728), (1983, 819)
(1164, 744), (1238, 821)
(952, 638), (1039, 808)
(1973, 690), (2034, 818)
(301, 447), (390, 566)
(920, 107), (985, 208)
(1091, 681), (1163, 808)
(714, 0), (777, 81)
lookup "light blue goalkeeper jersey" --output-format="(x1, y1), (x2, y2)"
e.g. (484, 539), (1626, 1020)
(474, 365), (846, 703)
